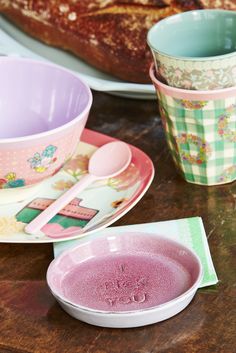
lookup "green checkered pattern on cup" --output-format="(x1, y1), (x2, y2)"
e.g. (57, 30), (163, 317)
(157, 91), (236, 185)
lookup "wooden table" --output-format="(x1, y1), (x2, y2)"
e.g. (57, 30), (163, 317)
(0, 91), (235, 353)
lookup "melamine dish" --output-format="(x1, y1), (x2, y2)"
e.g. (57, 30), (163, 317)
(150, 63), (236, 185)
(47, 232), (202, 328)
(147, 10), (236, 90)
(0, 57), (92, 203)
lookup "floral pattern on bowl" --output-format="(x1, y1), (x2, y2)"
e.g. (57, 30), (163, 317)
(0, 129), (154, 243)
(0, 124), (86, 195)
(0, 173), (25, 189)
(28, 145), (57, 173)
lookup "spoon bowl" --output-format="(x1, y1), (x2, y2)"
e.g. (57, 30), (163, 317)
(88, 141), (132, 178)
(25, 141), (132, 235)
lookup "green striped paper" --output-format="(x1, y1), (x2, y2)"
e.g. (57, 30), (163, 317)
(54, 217), (218, 288)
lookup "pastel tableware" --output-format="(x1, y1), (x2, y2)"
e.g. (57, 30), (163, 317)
(25, 141), (132, 235)
(150, 63), (236, 186)
(0, 57), (92, 204)
(0, 23), (156, 100)
(0, 129), (154, 243)
(147, 10), (236, 90)
(47, 232), (202, 328)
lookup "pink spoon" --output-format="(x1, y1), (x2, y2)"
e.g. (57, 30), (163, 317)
(25, 141), (132, 235)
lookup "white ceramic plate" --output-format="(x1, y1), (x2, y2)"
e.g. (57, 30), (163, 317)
(0, 16), (156, 100)
(0, 129), (154, 243)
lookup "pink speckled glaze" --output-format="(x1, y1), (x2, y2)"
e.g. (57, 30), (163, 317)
(0, 57), (92, 190)
(47, 232), (202, 313)
(61, 253), (191, 311)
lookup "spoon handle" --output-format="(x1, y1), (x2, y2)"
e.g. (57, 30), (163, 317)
(25, 173), (96, 235)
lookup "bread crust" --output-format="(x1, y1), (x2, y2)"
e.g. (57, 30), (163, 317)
(0, 0), (235, 82)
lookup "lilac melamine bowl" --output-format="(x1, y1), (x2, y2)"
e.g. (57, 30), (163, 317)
(0, 57), (92, 203)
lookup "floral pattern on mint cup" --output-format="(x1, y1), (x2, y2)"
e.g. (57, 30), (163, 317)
(147, 10), (236, 90)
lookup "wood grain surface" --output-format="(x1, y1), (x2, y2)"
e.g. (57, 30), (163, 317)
(0, 92), (235, 353)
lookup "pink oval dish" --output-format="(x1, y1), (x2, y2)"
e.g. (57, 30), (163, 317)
(47, 232), (202, 328)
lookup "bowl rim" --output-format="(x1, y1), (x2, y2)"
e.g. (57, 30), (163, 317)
(46, 231), (203, 316)
(149, 63), (236, 100)
(0, 57), (93, 144)
(147, 9), (236, 62)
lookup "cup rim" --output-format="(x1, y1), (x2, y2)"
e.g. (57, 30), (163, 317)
(149, 63), (236, 100)
(147, 9), (236, 62)
(0, 57), (93, 144)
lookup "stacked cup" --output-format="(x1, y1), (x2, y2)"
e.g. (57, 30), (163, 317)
(147, 10), (236, 185)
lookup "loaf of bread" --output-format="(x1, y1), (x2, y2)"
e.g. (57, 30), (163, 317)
(0, 0), (235, 83)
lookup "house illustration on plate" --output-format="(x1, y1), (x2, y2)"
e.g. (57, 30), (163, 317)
(16, 197), (98, 229)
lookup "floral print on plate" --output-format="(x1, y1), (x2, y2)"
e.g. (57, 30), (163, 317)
(53, 153), (140, 192)
(0, 130), (154, 242)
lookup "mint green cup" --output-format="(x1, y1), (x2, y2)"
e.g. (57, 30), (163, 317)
(147, 10), (236, 90)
